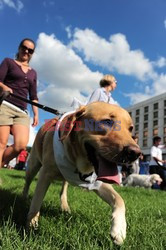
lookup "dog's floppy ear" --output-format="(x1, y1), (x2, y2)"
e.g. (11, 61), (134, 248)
(59, 106), (86, 141)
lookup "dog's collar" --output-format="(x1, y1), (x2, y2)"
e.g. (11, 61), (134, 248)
(55, 110), (75, 143)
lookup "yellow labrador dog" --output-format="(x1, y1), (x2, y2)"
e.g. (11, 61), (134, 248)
(23, 102), (141, 245)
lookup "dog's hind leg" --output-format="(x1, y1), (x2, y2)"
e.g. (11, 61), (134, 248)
(26, 166), (54, 230)
(95, 182), (126, 246)
(22, 151), (42, 198)
(23, 125), (49, 198)
(60, 181), (71, 213)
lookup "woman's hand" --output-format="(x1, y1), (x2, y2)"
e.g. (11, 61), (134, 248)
(31, 100), (39, 127)
(0, 82), (13, 93)
(32, 114), (39, 127)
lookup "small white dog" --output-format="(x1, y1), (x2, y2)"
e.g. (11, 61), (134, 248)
(123, 174), (162, 188)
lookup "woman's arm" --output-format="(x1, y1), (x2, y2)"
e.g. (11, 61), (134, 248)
(0, 59), (13, 93)
(31, 100), (39, 127)
(29, 71), (39, 127)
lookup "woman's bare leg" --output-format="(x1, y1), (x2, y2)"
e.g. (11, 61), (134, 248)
(0, 125), (10, 168)
(2, 124), (29, 166)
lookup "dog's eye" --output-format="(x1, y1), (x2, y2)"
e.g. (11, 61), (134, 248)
(99, 119), (114, 128)
(129, 126), (133, 132)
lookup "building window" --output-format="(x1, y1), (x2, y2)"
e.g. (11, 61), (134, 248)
(153, 111), (158, 119)
(143, 131), (148, 137)
(135, 124), (139, 131)
(143, 139), (148, 147)
(164, 136), (166, 144)
(144, 114), (148, 121)
(164, 100), (166, 107)
(164, 127), (166, 134)
(136, 109), (140, 116)
(153, 128), (158, 136)
(164, 109), (166, 116)
(144, 106), (149, 113)
(144, 122), (148, 129)
(164, 118), (166, 125)
(153, 103), (158, 110)
(135, 117), (139, 123)
(153, 120), (158, 126)
(128, 112), (132, 117)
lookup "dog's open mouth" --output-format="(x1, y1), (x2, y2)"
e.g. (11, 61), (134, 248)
(85, 142), (120, 184)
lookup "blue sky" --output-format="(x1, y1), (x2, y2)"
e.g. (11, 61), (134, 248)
(0, 0), (166, 145)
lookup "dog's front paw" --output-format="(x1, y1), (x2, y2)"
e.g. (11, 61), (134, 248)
(26, 212), (40, 231)
(110, 211), (126, 245)
(61, 203), (71, 213)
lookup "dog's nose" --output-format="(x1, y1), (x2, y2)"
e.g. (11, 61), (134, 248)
(123, 145), (141, 162)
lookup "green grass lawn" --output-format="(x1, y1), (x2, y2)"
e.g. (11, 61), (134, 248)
(0, 168), (166, 250)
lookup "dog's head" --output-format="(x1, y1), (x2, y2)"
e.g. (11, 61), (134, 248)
(150, 174), (162, 185)
(59, 102), (141, 183)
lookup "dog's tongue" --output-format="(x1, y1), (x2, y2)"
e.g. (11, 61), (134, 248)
(97, 156), (120, 185)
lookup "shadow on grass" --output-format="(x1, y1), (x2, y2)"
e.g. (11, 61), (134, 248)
(0, 189), (118, 249)
(41, 202), (91, 224)
(0, 188), (90, 233)
(0, 189), (28, 227)
(5, 172), (25, 180)
(4, 171), (38, 182)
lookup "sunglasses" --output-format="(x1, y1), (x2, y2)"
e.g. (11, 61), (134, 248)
(20, 45), (34, 55)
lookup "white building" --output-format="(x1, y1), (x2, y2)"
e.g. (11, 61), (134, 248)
(127, 92), (166, 161)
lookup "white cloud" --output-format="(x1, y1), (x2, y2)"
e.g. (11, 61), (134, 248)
(65, 26), (72, 39)
(67, 28), (166, 105)
(31, 33), (102, 112)
(69, 28), (155, 81)
(154, 57), (166, 68)
(38, 86), (87, 111)
(43, 1), (55, 7)
(153, 73), (166, 95)
(28, 119), (38, 147)
(29, 30), (166, 109)
(164, 19), (166, 29)
(124, 73), (166, 105)
(125, 92), (152, 106)
(0, 0), (23, 12)
(124, 84), (153, 105)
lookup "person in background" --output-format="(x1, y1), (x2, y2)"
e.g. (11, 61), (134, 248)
(15, 148), (28, 170)
(71, 74), (118, 110)
(149, 136), (166, 190)
(130, 135), (143, 174)
(7, 157), (17, 170)
(0, 38), (38, 170)
(87, 74), (118, 105)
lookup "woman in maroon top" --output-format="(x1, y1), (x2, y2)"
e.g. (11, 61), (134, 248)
(0, 38), (38, 168)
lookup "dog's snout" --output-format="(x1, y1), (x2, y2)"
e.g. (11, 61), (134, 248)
(123, 145), (141, 162)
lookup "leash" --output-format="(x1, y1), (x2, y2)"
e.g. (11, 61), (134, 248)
(0, 88), (62, 115)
